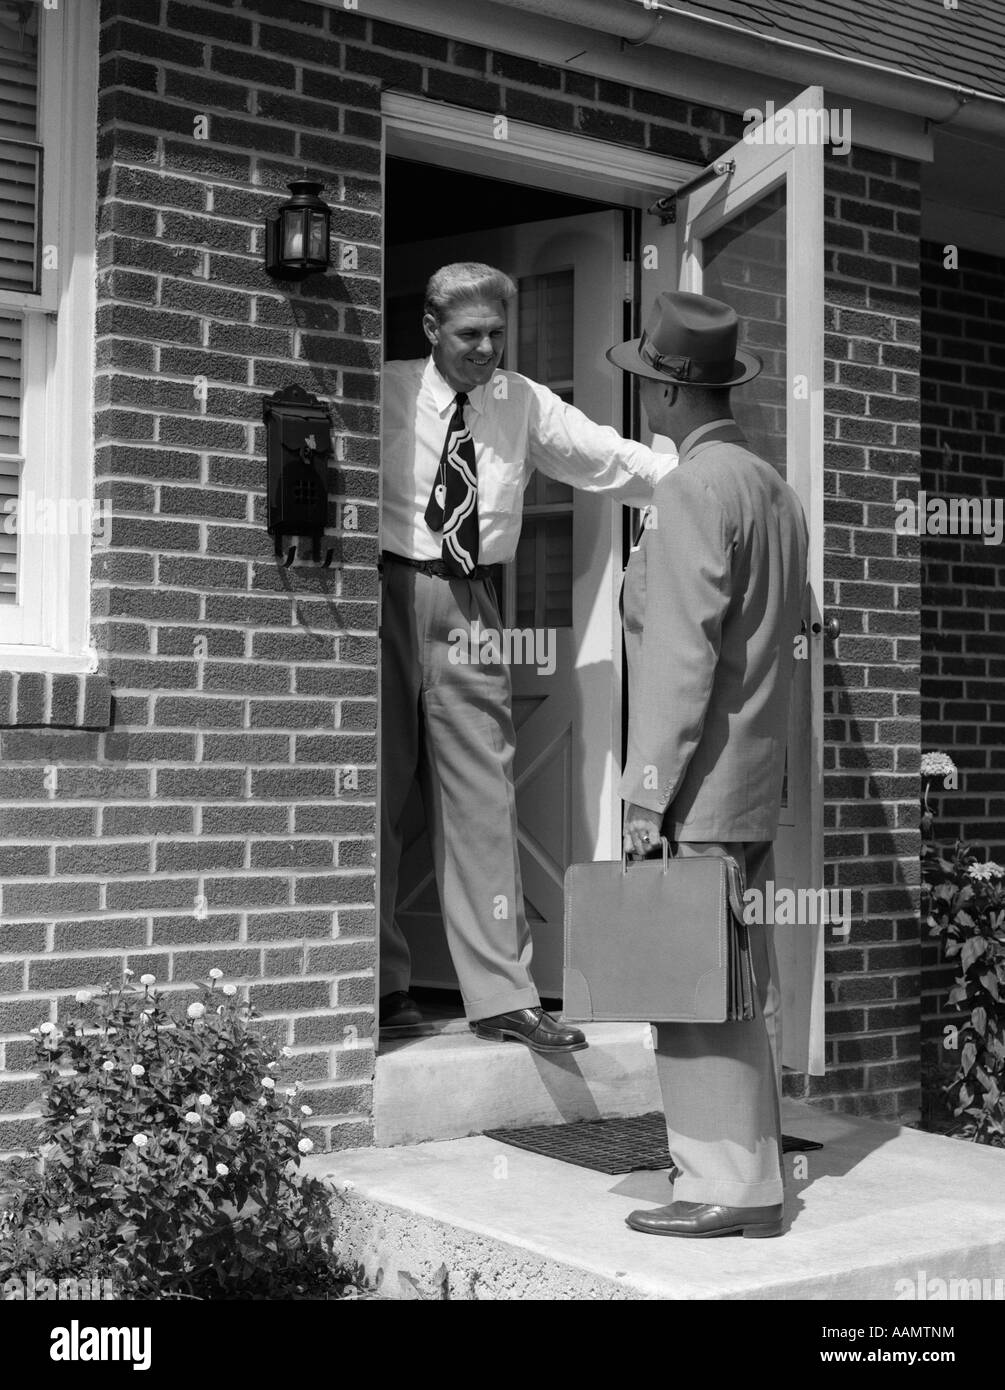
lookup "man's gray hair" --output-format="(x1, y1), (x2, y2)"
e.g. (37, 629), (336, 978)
(424, 262), (517, 323)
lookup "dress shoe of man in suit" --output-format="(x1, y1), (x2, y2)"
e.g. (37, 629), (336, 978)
(625, 1200), (783, 1239)
(471, 1006), (587, 1053)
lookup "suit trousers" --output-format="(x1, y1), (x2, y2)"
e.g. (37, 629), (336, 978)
(379, 559), (541, 1021)
(655, 839), (785, 1208)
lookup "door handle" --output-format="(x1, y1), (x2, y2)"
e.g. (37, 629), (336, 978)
(809, 616), (840, 640)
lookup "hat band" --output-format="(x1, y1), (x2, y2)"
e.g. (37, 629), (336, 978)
(639, 331), (733, 383)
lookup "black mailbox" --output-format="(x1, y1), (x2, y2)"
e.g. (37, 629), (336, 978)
(263, 383), (335, 566)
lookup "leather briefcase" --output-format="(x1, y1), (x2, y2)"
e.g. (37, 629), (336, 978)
(562, 841), (757, 1024)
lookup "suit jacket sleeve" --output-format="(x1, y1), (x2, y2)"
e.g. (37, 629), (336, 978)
(619, 470), (734, 814)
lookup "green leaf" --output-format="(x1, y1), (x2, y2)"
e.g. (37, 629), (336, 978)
(961, 1042), (978, 1075)
(961, 937), (987, 971)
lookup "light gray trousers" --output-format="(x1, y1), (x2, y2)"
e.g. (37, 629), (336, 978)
(379, 560), (541, 1021)
(656, 840), (785, 1208)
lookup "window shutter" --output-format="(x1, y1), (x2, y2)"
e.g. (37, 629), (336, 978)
(0, 4), (40, 294)
(0, 310), (21, 602)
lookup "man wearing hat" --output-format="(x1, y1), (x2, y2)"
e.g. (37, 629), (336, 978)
(608, 290), (808, 1238)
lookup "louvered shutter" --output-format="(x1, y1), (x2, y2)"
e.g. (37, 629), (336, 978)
(0, 7), (38, 603)
(0, 311), (20, 601)
(515, 270), (576, 628)
(0, 5), (40, 294)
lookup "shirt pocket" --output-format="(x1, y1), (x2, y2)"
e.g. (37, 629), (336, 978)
(477, 458), (525, 521)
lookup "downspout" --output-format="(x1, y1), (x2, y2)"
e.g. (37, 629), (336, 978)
(492, 0), (1005, 144)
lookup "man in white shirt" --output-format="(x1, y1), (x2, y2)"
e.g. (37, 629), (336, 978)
(379, 261), (674, 1052)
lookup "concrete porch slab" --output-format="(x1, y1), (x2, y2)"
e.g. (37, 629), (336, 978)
(310, 1101), (1005, 1300)
(374, 1020), (661, 1146)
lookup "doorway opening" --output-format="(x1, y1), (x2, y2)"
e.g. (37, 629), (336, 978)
(380, 157), (639, 1040)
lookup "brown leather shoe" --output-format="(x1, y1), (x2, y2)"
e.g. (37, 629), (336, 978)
(626, 1200), (783, 1238)
(470, 1007), (587, 1053)
(379, 991), (423, 1028)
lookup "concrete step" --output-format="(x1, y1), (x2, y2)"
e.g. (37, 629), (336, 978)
(373, 1020), (661, 1146)
(312, 1101), (1005, 1300)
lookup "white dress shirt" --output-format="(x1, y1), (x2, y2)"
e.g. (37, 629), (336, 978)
(381, 356), (677, 565)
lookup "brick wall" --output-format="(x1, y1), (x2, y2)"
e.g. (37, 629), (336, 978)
(0, 0), (930, 1149)
(919, 239), (1005, 1042)
(0, 0), (391, 1155)
(812, 143), (923, 1119)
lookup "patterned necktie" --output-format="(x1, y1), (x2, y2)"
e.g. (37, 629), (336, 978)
(424, 391), (479, 576)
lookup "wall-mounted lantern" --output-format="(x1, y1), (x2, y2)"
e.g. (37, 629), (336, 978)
(264, 179), (332, 279)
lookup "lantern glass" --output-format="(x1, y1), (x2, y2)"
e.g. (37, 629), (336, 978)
(282, 209), (306, 261)
(308, 210), (328, 262)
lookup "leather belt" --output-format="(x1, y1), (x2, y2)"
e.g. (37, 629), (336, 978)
(381, 550), (494, 582)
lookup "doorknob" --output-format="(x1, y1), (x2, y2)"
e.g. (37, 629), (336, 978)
(810, 616), (840, 640)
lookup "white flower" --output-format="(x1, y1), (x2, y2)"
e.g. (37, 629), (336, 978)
(184, 1111), (201, 1124)
(260, 1077), (275, 1090)
(131, 1134), (149, 1148)
(74, 991), (92, 1004)
(123, 968), (134, 978)
(921, 751), (958, 781)
(198, 1093), (212, 1107)
(298, 1137), (314, 1154)
(257, 1096), (268, 1107)
(228, 1110), (247, 1129)
(130, 1064), (145, 1077)
(208, 968), (223, 980)
(139, 974), (155, 986)
(300, 1105), (313, 1117)
(222, 984), (237, 997)
(281, 1046), (293, 1057)
(267, 1061), (279, 1071)
(106, 1027), (117, 1036)
(75, 1106), (92, 1116)
(38, 1022), (55, 1035)
(215, 1163), (229, 1177)
(968, 861), (1005, 883)
(285, 1087), (296, 1099)
(187, 1002), (206, 1020)
(102, 1061), (116, 1072)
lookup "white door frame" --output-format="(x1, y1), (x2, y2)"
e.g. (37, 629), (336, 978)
(382, 93), (698, 212)
(377, 96), (699, 998)
(377, 96), (824, 1062)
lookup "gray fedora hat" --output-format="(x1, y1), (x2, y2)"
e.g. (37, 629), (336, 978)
(607, 290), (761, 387)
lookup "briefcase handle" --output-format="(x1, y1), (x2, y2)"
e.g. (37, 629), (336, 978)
(622, 836), (671, 874)
(622, 841), (747, 920)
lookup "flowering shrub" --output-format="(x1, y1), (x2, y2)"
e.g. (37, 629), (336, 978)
(921, 753), (1005, 1146)
(0, 975), (347, 1299)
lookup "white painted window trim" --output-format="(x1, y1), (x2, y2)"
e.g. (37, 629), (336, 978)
(0, 0), (99, 671)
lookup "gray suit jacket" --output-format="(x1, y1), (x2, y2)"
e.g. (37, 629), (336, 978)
(619, 422), (808, 842)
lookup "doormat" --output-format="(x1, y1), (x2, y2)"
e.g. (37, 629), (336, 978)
(482, 1112), (823, 1175)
